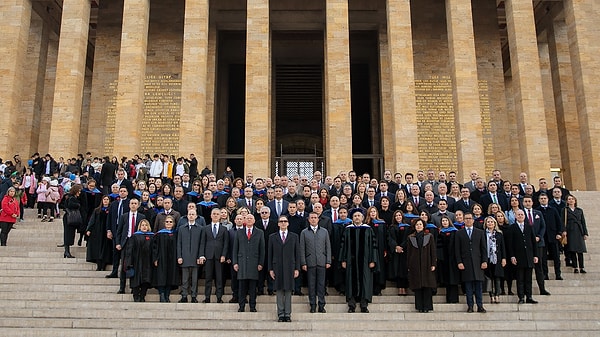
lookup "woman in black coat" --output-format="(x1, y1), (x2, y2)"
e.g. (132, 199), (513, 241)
(85, 195), (113, 270)
(483, 216), (506, 303)
(564, 195), (589, 273)
(124, 219), (154, 302)
(437, 215), (460, 303)
(406, 219), (437, 313)
(62, 185), (84, 258)
(152, 215), (180, 302)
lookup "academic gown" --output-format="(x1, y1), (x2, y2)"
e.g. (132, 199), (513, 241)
(151, 229), (180, 289)
(339, 224), (378, 303)
(330, 219), (351, 289)
(85, 207), (113, 265)
(437, 227), (460, 286)
(368, 219), (388, 290)
(125, 232), (154, 288)
(389, 223), (411, 281)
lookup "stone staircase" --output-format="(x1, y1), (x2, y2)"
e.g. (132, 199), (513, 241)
(1, 191), (599, 336)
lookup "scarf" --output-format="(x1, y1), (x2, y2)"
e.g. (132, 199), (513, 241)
(487, 229), (497, 265)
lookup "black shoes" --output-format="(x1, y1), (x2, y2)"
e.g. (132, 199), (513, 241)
(580, 269), (587, 274)
(540, 290), (551, 296)
(238, 307), (245, 312)
(229, 298), (238, 303)
(106, 273), (118, 278)
(518, 299), (525, 304)
(477, 307), (487, 313)
(318, 307), (326, 313)
(360, 307), (369, 313)
(63, 253), (74, 258)
(348, 307), (355, 313)
(250, 308), (257, 312)
(467, 307), (474, 313)
(202, 298), (210, 303)
(217, 298), (224, 303)
(556, 276), (563, 280)
(526, 298), (538, 304)
(178, 297), (188, 303)
(117, 289), (125, 294)
(191, 297), (198, 303)
(278, 317), (284, 322)
(268, 290), (274, 296)
(310, 306), (316, 313)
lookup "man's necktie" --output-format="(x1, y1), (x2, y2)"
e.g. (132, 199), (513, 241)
(520, 224), (524, 233)
(130, 213), (136, 237)
(467, 227), (472, 239)
(213, 224), (218, 238)
(247, 228), (251, 240)
(282, 232), (286, 243)
(492, 194), (497, 204)
(276, 201), (281, 216)
(333, 209), (337, 222)
(528, 210), (533, 225)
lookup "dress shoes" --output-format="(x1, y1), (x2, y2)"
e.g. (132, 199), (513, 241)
(348, 307), (355, 313)
(580, 269), (587, 274)
(318, 307), (326, 313)
(477, 307), (487, 313)
(540, 290), (551, 296)
(178, 297), (188, 303)
(310, 306), (316, 313)
(285, 317), (291, 322)
(229, 298), (238, 303)
(268, 290), (274, 296)
(294, 291), (304, 296)
(117, 289), (125, 294)
(574, 268), (579, 273)
(518, 299), (525, 304)
(217, 298), (224, 303)
(202, 298), (210, 303)
(238, 308), (245, 312)
(257, 291), (265, 296)
(526, 298), (538, 304)
(467, 307), (474, 313)
(250, 308), (257, 312)
(360, 307), (369, 313)
(508, 291), (515, 296)
(191, 297), (198, 303)
(105, 273), (118, 279)
(556, 276), (563, 280)
(278, 317), (284, 322)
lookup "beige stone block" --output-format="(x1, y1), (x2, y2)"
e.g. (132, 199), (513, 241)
(0, 0), (32, 158)
(38, 32), (58, 156)
(244, 0), (271, 178)
(112, 0), (150, 157)
(505, 0), (551, 180)
(564, 0), (600, 190)
(445, 0), (485, 182)
(324, 0), (352, 176)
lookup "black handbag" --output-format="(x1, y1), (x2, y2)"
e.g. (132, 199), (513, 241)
(65, 209), (83, 228)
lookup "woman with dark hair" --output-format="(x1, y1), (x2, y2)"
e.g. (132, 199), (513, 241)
(85, 195), (113, 270)
(389, 210), (410, 296)
(437, 215), (459, 303)
(406, 218), (437, 313)
(318, 187), (330, 209)
(471, 203), (485, 230)
(564, 194), (589, 273)
(505, 196), (522, 225)
(0, 187), (20, 246)
(124, 219), (154, 302)
(62, 184), (84, 258)
(365, 206), (388, 296)
(152, 215), (179, 302)
(403, 200), (419, 224)
(378, 196), (393, 225)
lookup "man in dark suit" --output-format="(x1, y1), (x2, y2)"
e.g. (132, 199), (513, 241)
(455, 212), (488, 313)
(113, 168), (133, 196)
(480, 180), (509, 215)
(506, 209), (539, 304)
(267, 187), (289, 219)
(226, 214), (245, 303)
(522, 196), (550, 295)
(199, 208), (229, 303)
(311, 203), (333, 235)
(115, 198), (146, 293)
(99, 156), (115, 195)
(418, 191), (438, 214)
(537, 193), (564, 280)
(256, 206), (278, 295)
(300, 212), (332, 313)
(409, 185), (425, 209)
(106, 187), (130, 279)
(237, 187), (257, 209)
(452, 187), (476, 214)
(268, 215), (301, 322)
(232, 214), (265, 312)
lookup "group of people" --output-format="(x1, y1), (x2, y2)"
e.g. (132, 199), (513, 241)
(2, 152), (590, 320)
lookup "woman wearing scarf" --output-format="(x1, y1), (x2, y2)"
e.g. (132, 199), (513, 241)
(484, 216), (506, 303)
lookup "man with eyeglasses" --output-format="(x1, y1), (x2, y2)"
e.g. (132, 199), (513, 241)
(177, 209), (202, 303)
(233, 214), (265, 312)
(455, 212), (488, 313)
(268, 215), (300, 322)
(257, 207), (278, 295)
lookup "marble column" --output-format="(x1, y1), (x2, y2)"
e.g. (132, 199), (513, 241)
(564, 0), (600, 190)
(0, 0), (32, 157)
(204, 23), (218, 168)
(180, 0), (209, 163)
(445, 0), (485, 182)
(47, 0), (91, 157)
(113, 0), (150, 157)
(244, 0), (271, 178)
(325, 0), (352, 176)
(385, 0), (418, 174)
(547, 19), (585, 190)
(504, 0), (551, 180)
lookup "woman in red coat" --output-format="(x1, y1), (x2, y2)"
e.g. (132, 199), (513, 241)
(0, 187), (20, 246)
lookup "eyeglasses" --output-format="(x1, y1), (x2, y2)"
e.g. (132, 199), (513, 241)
(278, 220), (288, 223)
(193, 184), (200, 186)
(165, 221), (173, 223)
(260, 211), (269, 214)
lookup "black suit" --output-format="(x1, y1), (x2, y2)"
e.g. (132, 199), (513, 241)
(455, 226), (487, 309)
(100, 162), (116, 195)
(480, 193), (509, 215)
(506, 223), (538, 301)
(537, 205), (563, 279)
(256, 218), (278, 293)
(113, 178), (134, 196)
(107, 198), (130, 277)
(200, 223), (230, 301)
(524, 208), (547, 293)
(418, 202), (438, 215)
(452, 199), (475, 214)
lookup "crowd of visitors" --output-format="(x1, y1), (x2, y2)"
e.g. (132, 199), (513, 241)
(0, 152), (590, 320)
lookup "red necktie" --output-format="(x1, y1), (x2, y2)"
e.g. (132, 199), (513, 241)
(333, 209), (337, 222)
(247, 228), (251, 240)
(282, 232), (286, 243)
(528, 210), (533, 225)
(130, 213), (136, 236)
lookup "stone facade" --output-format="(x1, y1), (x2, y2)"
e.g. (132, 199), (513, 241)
(0, 0), (598, 189)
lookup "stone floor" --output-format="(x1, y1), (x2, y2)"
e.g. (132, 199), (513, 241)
(0, 191), (598, 336)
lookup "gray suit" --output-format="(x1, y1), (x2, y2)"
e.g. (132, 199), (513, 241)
(300, 226), (332, 309)
(431, 211), (456, 228)
(177, 222), (202, 298)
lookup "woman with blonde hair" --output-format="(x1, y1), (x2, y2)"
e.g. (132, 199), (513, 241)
(483, 216), (506, 303)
